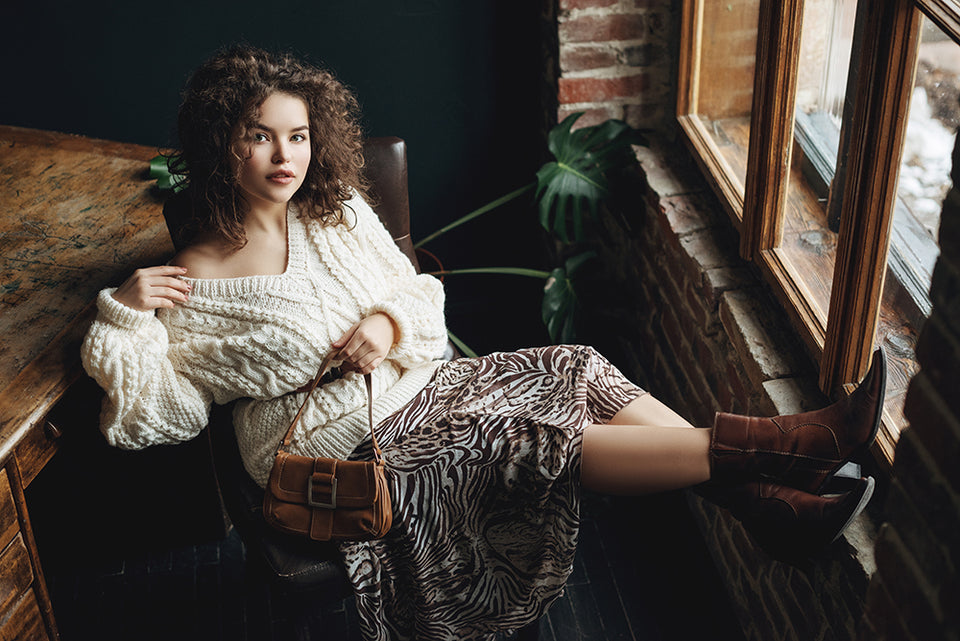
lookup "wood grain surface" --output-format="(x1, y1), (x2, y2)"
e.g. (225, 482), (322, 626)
(0, 589), (46, 641)
(0, 126), (174, 464)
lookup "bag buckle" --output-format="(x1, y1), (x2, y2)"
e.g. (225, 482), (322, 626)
(307, 473), (337, 509)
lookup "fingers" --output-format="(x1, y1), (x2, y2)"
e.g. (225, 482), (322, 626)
(340, 353), (384, 375)
(331, 314), (396, 375)
(131, 266), (191, 292)
(142, 265), (191, 277)
(146, 285), (191, 307)
(347, 344), (385, 374)
(112, 266), (192, 312)
(331, 321), (359, 349)
(335, 333), (381, 374)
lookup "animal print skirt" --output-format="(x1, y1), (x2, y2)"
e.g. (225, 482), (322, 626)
(340, 345), (646, 641)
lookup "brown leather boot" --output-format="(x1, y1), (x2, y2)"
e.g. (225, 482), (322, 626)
(710, 348), (886, 494)
(696, 477), (875, 559)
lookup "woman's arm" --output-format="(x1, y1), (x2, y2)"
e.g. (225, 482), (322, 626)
(349, 195), (449, 369)
(81, 287), (213, 450)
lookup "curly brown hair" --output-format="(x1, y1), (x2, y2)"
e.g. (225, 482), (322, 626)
(174, 44), (367, 248)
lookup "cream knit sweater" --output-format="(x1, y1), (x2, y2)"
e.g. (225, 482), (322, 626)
(81, 193), (448, 487)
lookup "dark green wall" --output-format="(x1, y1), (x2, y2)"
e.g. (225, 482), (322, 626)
(3, 0), (555, 352)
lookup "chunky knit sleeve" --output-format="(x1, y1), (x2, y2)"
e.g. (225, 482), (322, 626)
(351, 195), (448, 368)
(80, 288), (213, 450)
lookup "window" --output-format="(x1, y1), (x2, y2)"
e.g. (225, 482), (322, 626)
(678, 0), (959, 464)
(678, 0), (761, 216)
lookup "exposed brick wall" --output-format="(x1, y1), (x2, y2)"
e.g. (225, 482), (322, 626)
(579, 133), (960, 641)
(556, 0), (674, 129)
(554, 5), (874, 637)
(858, 123), (960, 641)
(552, 1), (960, 639)
(577, 140), (878, 641)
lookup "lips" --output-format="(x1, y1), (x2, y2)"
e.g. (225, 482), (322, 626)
(268, 170), (296, 184)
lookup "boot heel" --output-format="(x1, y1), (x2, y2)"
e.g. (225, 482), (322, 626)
(819, 461), (862, 494)
(695, 476), (876, 562)
(829, 476), (874, 544)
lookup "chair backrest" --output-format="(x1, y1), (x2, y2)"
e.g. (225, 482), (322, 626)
(361, 137), (419, 271)
(161, 136), (419, 271)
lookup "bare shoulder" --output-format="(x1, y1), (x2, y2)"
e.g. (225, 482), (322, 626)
(169, 237), (234, 280)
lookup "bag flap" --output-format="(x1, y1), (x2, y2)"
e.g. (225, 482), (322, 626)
(267, 452), (381, 508)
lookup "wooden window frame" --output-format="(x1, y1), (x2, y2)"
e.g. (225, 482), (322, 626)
(676, 1), (749, 231)
(678, 0), (957, 466)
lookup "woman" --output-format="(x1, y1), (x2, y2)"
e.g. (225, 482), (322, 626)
(81, 45), (884, 640)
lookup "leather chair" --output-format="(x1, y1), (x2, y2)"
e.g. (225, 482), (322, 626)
(162, 137), (540, 639)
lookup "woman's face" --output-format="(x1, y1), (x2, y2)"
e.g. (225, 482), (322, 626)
(232, 92), (311, 212)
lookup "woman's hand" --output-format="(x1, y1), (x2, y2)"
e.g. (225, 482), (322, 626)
(332, 313), (398, 375)
(111, 266), (191, 312)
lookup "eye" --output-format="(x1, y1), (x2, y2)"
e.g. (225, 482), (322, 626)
(252, 132), (269, 143)
(291, 133), (307, 143)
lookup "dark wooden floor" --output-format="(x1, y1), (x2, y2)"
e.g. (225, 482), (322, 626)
(33, 489), (744, 641)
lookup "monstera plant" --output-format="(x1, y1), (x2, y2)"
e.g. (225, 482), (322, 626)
(413, 113), (646, 353)
(150, 113), (645, 355)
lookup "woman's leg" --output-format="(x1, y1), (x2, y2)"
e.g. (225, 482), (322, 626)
(607, 393), (696, 429)
(597, 347), (886, 495)
(582, 393), (706, 494)
(580, 379), (881, 559)
(577, 348), (885, 557)
(580, 423), (712, 495)
(581, 408), (876, 560)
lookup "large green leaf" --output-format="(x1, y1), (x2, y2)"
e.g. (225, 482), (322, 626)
(541, 251), (597, 343)
(536, 113), (645, 243)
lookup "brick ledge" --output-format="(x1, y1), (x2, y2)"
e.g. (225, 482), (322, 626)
(630, 137), (876, 640)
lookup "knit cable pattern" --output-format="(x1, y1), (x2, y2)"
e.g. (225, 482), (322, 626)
(81, 194), (447, 485)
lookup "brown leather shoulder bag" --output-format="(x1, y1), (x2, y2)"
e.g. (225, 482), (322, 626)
(263, 352), (392, 542)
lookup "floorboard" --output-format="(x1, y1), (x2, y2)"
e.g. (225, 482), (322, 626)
(38, 491), (744, 640)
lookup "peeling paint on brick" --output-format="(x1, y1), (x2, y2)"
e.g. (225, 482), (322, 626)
(719, 289), (803, 386)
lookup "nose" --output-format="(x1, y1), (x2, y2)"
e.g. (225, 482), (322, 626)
(272, 141), (291, 164)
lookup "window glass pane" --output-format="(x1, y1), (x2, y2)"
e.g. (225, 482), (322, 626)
(895, 15), (957, 273)
(774, 0), (858, 328)
(693, 0), (760, 198)
(796, 0), (857, 126)
(878, 14), (957, 434)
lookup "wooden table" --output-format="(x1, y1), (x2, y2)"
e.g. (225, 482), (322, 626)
(0, 125), (174, 639)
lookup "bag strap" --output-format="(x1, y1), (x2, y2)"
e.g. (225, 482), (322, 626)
(276, 351), (384, 466)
